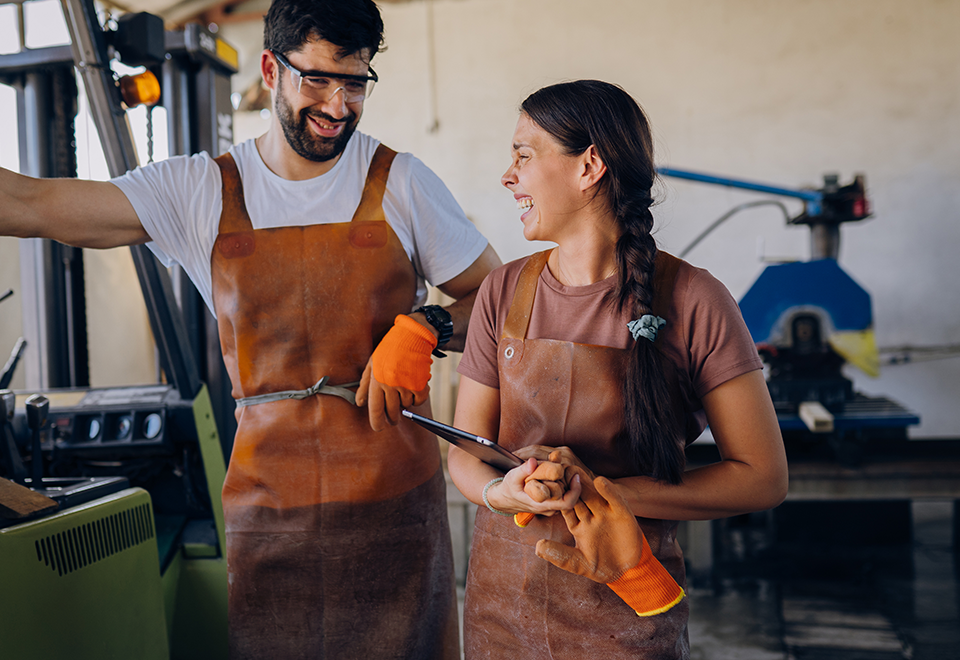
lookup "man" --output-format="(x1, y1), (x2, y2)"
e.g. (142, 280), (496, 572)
(0, 0), (500, 656)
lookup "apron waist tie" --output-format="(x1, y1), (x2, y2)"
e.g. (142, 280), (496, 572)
(235, 376), (359, 407)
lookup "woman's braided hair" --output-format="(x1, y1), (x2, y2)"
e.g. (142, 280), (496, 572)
(521, 80), (685, 483)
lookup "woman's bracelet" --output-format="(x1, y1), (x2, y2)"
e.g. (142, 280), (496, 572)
(482, 477), (512, 516)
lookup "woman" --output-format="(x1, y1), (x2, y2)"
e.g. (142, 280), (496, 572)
(448, 80), (788, 659)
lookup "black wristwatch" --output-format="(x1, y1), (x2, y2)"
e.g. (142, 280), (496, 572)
(414, 305), (453, 358)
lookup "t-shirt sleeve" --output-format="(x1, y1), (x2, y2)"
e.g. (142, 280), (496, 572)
(457, 264), (512, 389)
(383, 154), (488, 287)
(682, 269), (763, 398)
(110, 153), (222, 311)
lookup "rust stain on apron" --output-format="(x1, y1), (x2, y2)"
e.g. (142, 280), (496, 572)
(212, 146), (459, 659)
(464, 250), (693, 659)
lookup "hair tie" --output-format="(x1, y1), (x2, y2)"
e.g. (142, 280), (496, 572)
(628, 315), (666, 342)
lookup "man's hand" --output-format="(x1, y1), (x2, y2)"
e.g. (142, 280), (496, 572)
(534, 467), (643, 583)
(356, 314), (437, 431)
(355, 357), (430, 432)
(373, 315), (437, 388)
(523, 460), (567, 503)
(535, 467), (685, 616)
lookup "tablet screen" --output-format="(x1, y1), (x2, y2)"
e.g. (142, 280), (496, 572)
(401, 410), (523, 472)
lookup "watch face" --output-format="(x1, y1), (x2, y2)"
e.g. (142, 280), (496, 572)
(419, 305), (453, 347)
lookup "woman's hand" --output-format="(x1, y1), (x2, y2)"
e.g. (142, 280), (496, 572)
(486, 457), (582, 515)
(516, 445), (597, 482)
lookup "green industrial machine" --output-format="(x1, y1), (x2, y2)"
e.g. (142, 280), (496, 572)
(0, 385), (228, 660)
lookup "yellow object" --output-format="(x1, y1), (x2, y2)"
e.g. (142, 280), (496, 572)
(120, 71), (161, 108)
(515, 512), (535, 527)
(828, 328), (880, 377)
(216, 38), (239, 70)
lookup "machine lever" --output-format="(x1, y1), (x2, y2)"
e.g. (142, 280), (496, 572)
(25, 394), (49, 488)
(0, 391), (27, 484)
(0, 337), (27, 390)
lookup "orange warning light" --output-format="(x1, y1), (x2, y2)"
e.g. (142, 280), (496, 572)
(120, 70), (161, 108)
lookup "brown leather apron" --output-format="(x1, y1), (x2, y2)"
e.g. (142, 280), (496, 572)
(464, 250), (693, 659)
(211, 146), (459, 659)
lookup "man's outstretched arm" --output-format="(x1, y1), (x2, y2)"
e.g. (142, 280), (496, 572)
(0, 167), (149, 248)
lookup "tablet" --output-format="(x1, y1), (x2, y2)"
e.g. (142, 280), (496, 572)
(401, 410), (523, 472)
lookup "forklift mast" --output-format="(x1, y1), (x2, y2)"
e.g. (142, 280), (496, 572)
(0, 2), (237, 657)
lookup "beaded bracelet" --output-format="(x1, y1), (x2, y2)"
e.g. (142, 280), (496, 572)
(481, 477), (512, 516)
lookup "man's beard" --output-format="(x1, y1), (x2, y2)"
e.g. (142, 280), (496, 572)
(275, 85), (358, 163)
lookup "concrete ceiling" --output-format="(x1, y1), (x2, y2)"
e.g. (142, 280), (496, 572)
(121, 0), (416, 29)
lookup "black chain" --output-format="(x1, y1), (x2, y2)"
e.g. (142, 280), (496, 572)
(146, 105), (154, 164)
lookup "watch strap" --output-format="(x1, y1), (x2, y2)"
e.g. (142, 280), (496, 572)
(414, 305), (453, 358)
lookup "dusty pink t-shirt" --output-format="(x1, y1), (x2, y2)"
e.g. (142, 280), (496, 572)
(458, 251), (763, 435)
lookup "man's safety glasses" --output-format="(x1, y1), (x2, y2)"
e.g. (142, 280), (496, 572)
(272, 50), (377, 103)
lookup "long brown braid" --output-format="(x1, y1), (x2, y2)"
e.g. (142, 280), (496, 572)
(521, 80), (685, 483)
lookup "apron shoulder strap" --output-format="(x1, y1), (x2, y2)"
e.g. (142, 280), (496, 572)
(351, 144), (398, 224)
(503, 249), (682, 342)
(213, 152), (254, 235)
(502, 250), (551, 340)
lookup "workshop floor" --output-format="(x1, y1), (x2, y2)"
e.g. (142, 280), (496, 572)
(684, 501), (959, 659)
(449, 493), (960, 659)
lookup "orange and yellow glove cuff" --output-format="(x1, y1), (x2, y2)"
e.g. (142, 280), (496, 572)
(607, 535), (685, 617)
(514, 512), (535, 527)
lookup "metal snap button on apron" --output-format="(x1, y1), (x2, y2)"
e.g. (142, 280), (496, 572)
(504, 346), (515, 359)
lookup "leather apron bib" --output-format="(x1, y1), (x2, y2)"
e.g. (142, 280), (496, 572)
(464, 250), (691, 659)
(211, 146), (458, 659)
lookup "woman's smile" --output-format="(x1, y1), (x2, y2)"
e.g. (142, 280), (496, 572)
(503, 114), (587, 242)
(516, 196), (534, 222)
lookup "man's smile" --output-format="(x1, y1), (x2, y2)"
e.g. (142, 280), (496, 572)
(306, 113), (345, 138)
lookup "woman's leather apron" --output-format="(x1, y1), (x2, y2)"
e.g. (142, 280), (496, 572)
(464, 250), (693, 659)
(211, 145), (458, 659)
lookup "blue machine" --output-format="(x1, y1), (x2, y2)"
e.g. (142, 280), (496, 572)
(659, 168), (920, 461)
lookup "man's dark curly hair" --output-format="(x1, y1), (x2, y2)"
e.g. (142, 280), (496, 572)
(263, 0), (384, 60)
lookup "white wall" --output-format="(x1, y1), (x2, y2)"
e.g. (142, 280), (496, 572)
(352, 0), (959, 437)
(3, 0), (957, 436)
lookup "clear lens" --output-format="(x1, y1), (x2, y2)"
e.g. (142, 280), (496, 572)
(292, 71), (371, 103)
(275, 50), (375, 103)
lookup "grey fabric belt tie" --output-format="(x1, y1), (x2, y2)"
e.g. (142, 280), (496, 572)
(235, 376), (359, 407)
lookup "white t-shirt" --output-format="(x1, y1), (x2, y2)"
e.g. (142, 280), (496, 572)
(111, 132), (488, 315)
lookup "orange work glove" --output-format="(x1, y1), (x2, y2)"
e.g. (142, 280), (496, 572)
(371, 315), (438, 391)
(534, 467), (685, 616)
